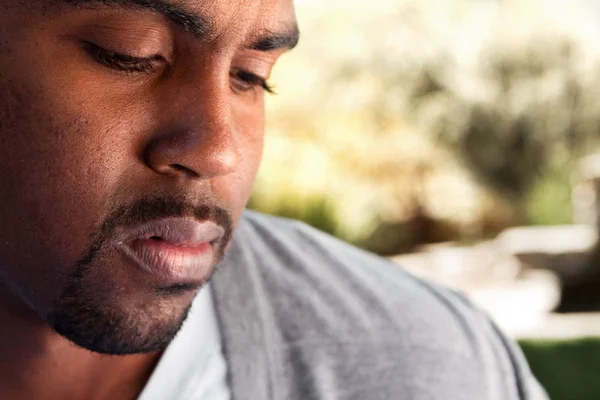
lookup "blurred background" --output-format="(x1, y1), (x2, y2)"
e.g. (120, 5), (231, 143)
(249, 0), (600, 398)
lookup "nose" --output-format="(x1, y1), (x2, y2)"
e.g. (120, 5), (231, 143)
(143, 77), (239, 180)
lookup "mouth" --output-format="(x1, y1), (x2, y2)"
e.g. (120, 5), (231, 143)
(114, 217), (225, 284)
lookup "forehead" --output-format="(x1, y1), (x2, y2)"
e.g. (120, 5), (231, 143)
(199, 0), (296, 26)
(193, 0), (298, 47)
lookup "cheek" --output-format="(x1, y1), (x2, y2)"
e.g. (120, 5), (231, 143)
(239, 113), (266, 191)
(238, 132), (265, 201)
(215, 107), (265, 223)
(0, 75), (127, 281)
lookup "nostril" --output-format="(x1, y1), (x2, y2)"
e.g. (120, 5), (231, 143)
(169, 164), (187, 172)
(168, 164), (199, 178)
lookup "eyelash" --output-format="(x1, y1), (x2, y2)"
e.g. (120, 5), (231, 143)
(231, 70), (275, 94)
(83, 42), (159, 74)
(83, 42), (275, 94)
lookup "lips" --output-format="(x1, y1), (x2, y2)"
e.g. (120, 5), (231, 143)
(114, 218), (225, 283)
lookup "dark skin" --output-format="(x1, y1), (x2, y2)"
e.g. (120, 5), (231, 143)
(0, 0), (297, 399)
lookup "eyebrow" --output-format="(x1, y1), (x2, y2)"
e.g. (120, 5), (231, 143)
(248, 26), (300, 52)
(63, 0), (300, 51)
(66, 0), (213, 39)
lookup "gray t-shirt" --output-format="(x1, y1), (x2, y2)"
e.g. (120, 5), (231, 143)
(142, 210), (549, 400)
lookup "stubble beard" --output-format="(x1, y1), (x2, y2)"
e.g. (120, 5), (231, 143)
(45, 197), (232, 355)
(46, 256), (199, 355)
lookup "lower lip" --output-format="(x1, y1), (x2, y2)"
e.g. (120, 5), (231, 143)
(118, 238), (215, 283)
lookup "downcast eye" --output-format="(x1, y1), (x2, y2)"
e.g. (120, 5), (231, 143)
(230, 69), (275, 94)
(82, 41), (164, 74)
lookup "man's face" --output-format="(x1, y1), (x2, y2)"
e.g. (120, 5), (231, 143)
(0, 0), (297, 354)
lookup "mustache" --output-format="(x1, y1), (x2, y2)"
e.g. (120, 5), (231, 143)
(102, 196), (232, 240)
(76, 195), (233, 269)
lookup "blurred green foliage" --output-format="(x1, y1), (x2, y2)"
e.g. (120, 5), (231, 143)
(519, 337), (600, 400)
(525, 166), (574, 226)
(249, 0), (600, 252)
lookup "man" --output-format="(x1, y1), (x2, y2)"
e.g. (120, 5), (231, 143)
(0, 0), (548, 399)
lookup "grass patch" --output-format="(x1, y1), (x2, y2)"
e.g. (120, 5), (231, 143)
(519, 337), (600, 400)
(524, 166), (573, 226)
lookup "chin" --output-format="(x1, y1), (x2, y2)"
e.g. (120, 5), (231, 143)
(46, 285), (196, 355)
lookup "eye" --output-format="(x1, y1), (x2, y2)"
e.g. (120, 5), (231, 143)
(81, 41), (164, 74)
(230, 69), (275, 95)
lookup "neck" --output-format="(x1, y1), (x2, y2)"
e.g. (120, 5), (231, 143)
(0, 289), (161, 400)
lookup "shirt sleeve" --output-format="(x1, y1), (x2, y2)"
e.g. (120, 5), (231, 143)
(482, 312), (550, 400)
